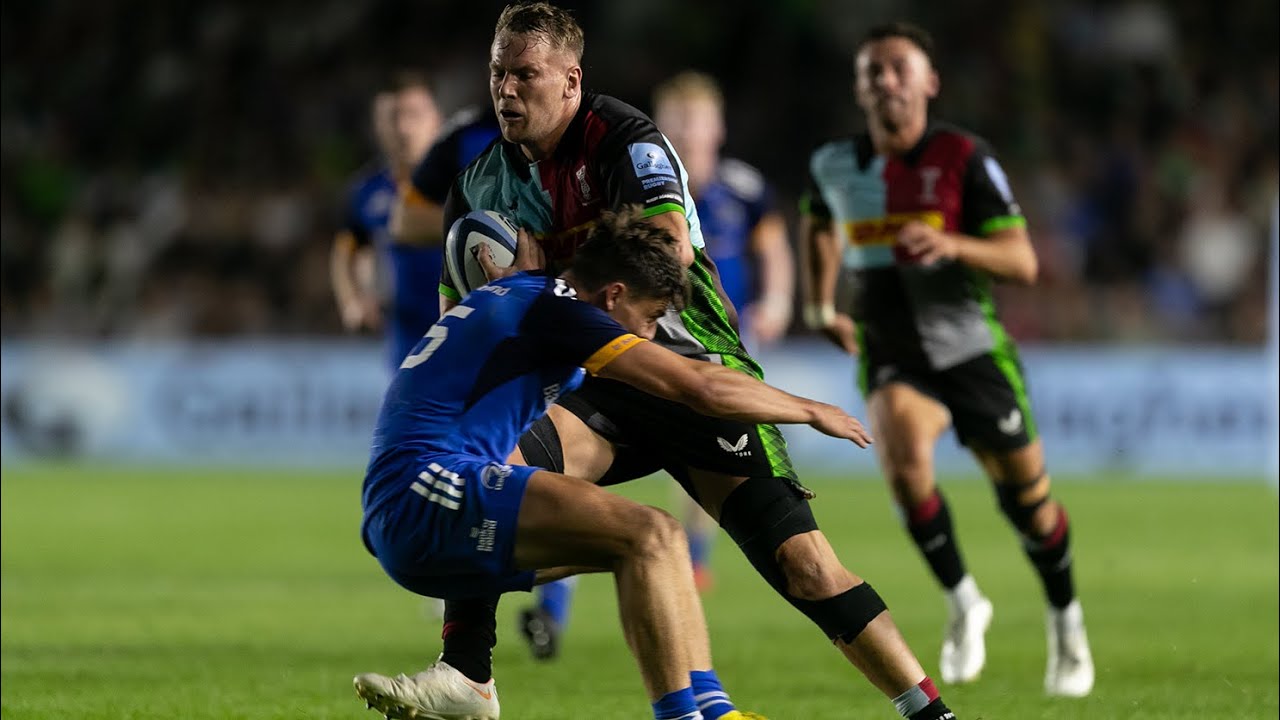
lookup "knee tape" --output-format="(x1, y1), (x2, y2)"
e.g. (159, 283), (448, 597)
(995, 470), (1048, 533)
(794, 582), (888, 644)
(721, 478), (888, 641)
(719, 476), (818, 556)
(517, 415), (564, 474)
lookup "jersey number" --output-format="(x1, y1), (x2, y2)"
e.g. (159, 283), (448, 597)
(400, 305), (475, 369)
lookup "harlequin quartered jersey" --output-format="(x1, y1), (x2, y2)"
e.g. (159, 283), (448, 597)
(441, 92), (762, 379)
(803, 123), (1026, 369)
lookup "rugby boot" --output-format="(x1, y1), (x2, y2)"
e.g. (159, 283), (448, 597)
(939, 594), (993, 684)
(354, 660), (499, 720)
(1045, 600), (1094, 697)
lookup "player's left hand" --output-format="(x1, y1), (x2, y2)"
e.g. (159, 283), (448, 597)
(744, 295), (792, 345)
(897, 221), (958, 265)
(808, 402), (873, 448)
(476, 228), (545, 280)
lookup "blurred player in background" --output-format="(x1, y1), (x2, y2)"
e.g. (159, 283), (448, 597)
(330, 72), (442, 370)
(425, 5), (958, 720)
(802, 22), (1093, 696)
(392, 106), (502, 247)
(652, 70), (794, 593)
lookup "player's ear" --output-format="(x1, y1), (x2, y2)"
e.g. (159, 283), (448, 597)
(925, 67), (940, 100)
(565, 65), (582, 99)
(602, 282), (624, 310)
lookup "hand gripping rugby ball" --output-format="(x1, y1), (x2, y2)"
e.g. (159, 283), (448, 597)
(444, 210), (520, 298)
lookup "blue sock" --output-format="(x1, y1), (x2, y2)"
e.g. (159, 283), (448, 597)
(691, 669), (735, 719)
(652, 687), (701, 720)
(536, 577), (575, 628)
(687, 527), (712, 568)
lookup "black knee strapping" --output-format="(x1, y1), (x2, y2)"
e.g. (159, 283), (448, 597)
(721, 477), (888, 641)
(517, 415), (564, 473)
(995, 473), (1048, 533)
(719, 476), (817, 554)
(792, 582), (888, 644)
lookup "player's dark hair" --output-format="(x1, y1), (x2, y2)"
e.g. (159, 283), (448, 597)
(495, 2), (585, 62)
(571, 205), (689, 311)
(858, 21), (935, 64)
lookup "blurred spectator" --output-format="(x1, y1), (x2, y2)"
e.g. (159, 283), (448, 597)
(0, 0), (1275, 343)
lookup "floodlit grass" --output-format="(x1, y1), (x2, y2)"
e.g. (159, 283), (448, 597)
(2, 466), (1276, 718)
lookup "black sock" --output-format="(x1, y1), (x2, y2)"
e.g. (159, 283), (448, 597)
(910, 698), (956, 720)
(1024, 506), (1075, 608)
(906, 490), (967, 589)
(440, 595), (499, 683)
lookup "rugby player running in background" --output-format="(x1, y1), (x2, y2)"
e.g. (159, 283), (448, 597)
(331, 72), (442, 370)
(801, 22), (1093, 697)
(652, 70), (794, 592)
(356, 209), (856, 719)
(416, 5), (959, 720)
(391, 106), (502, 247)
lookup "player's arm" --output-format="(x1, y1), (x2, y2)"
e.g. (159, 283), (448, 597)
(597, 117), (696, 268)
(389, 184), (447, 248)
(438, 184), (469, 314)
(746, 210), (794, 342)
(392, 121), (474, 248)
(594, 340), (870, 446)
(799, 186), (857, 354)
(897, 146), (1038, 284)
(330, 205), (380, 331)
(898, 224), (1037, 284)
(644, 209), (695, 268)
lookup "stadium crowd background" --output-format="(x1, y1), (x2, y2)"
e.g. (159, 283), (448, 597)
(1, 0), (1276, 344)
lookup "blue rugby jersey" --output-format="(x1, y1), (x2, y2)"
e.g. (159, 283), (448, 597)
(362, 272), (644, 517)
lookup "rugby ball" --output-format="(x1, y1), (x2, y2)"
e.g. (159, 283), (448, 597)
(445, 210), (519, 297)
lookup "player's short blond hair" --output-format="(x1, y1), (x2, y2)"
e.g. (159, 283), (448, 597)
(495, 2), (584, 62)
(652, 71), (724, 111)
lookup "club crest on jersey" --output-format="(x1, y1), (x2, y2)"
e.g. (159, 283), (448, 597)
(575, 164), (597, 204)
(482, 463), (512, 491)
(918, 166), (942, 204)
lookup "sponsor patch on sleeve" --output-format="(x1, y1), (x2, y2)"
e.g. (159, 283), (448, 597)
(983, 156), (1019, 209)
(629, 142), (677, 180)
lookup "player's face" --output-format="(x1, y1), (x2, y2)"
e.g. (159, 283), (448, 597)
(601, 287), (669, 341)
(394, 87), (441, 164)
(855, 37), (938, 131)
(490, 31), (582, 154)
(654, 95), (723, 162)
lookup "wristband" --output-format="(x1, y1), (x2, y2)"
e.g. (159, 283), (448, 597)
(803, 302), (836, 329)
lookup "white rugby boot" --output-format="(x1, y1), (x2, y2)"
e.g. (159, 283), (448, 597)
(354, 660), (499, 720)
(939, 576), (994, 684)
(1045, 600), (1095, 697)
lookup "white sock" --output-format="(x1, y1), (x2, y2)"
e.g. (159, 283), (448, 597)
(946, 575), (983, 613)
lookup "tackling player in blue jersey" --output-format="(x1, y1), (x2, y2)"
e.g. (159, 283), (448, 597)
(331, 72), (443, 371)
(353, 207), (873, 720)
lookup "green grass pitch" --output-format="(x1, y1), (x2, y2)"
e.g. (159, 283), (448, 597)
(2, 465), (1276, 719)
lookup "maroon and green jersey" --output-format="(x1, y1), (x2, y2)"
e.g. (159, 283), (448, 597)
(803, 123), (1026, 370)
(441, 92), (761, 379)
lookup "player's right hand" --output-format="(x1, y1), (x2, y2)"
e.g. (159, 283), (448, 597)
(809, 403), (873, 448)
(820, 312), (858, 356)
(340, 296), (381, 332)
(477, 228), (546, 280)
